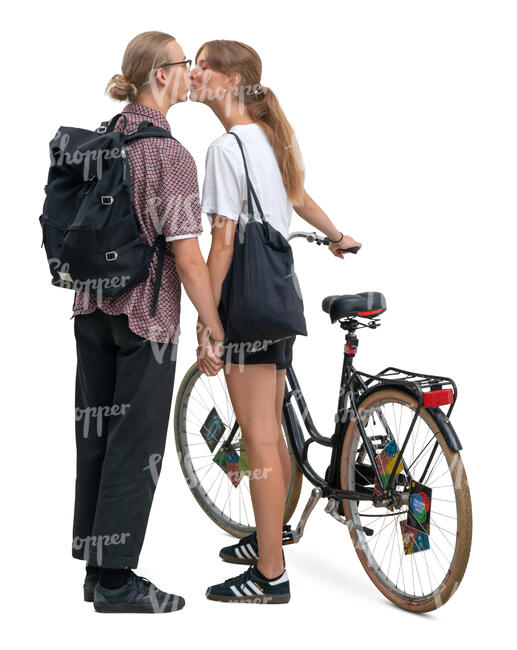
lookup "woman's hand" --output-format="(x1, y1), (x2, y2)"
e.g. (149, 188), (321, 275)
(328, 234), (362, 259)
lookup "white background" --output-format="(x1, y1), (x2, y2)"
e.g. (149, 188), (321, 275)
(1, 0), (515, 647)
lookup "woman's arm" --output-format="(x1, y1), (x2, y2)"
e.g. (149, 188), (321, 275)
(294, 189), (362, 258)
(196, 214), (238, 344)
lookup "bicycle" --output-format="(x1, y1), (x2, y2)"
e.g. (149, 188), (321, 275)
(174, 230), (472, 612)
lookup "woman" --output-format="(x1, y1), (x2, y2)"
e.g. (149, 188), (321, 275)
(190, 40), (361, 604)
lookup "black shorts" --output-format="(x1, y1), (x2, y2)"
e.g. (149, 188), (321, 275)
(224, 336), (296, 370)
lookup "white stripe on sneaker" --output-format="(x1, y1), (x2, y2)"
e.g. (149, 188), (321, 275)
(241, 585), (253, 595)
(230, 585), (242, 597)
(247, 580), (262, 594)
(235, 547), (243, 559)
(269, 571), (289, 586)
(240, 546), (251, 559)
(246, 543), (257, 558)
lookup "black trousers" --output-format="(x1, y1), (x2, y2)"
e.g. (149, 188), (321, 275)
(72, 310), (178, 568)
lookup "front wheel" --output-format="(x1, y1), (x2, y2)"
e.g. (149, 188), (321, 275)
(174, 362), (303, 538)
(340, 387), (472, 612)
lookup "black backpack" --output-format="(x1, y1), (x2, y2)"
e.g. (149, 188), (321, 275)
(39, 113), (174, 315)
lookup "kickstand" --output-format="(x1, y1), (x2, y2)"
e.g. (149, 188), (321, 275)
(291, 487), (323, 543)
(325, 498), (373, 536)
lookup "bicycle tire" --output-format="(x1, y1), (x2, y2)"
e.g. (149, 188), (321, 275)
(174, 362), (303, 538)
(340, 386), (472, 612)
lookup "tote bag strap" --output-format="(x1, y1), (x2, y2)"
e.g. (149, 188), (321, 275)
(228, 131), (267, 224)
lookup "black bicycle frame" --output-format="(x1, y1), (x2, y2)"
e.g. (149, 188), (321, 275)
(282, 346), (381, 503)
(280, 320), (458, 505)
(222, 318), (457, 506)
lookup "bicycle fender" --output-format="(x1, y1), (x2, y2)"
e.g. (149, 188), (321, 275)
(427, 406), (463, 451)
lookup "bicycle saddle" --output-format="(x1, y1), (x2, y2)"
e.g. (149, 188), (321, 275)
(322, 292), (387, 323)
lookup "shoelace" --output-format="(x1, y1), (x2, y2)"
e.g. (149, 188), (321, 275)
(223, 565), (254, 587)
(128, 573), (155, 594)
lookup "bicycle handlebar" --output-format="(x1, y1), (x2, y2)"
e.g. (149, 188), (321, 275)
(287, 230), (360, 254)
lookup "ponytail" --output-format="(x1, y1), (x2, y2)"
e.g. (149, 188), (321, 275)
(249, 86), (305, 206)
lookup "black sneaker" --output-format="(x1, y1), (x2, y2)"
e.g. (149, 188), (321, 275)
(219, 524), (295, 564)
(83, 574), (98, 602)
(93, 571), (185, 613)
(206, 564), (290, 604)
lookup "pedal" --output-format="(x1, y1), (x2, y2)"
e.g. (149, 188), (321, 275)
(325, 498), (374, 536)
(370, 435), (390, 451)
(281, 524), (296, 545)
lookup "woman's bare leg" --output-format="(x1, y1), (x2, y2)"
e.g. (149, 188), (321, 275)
(225, 362), (285, 578)
(275, 368), (291, 503)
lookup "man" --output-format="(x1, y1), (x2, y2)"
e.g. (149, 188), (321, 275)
(71, 31), (224, 613)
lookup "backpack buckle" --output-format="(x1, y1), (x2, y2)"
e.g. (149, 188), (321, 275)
(105, 251), (118, 261)
(101, 196), (114, 205)
(96, 125), (107, 134)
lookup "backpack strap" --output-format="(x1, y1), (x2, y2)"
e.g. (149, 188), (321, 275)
(96, 113), (127, 134)
(124, 120), (175, 144)
(150, 233), (166, 316)
(97, 116), (174, 316)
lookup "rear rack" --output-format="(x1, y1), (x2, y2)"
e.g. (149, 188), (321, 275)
(345, 365), (458, 496)
(355, 366), (457, 418)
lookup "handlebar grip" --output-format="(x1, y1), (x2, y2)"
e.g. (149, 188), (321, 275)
(322, 238), (359, 254)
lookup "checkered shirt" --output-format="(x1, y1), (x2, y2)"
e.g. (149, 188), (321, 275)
(72, 103), (203, 343)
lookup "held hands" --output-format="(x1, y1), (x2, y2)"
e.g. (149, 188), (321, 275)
(196, 319), (225, 376)
(196, 342), (224, 376)
(328, 233), (362, 259)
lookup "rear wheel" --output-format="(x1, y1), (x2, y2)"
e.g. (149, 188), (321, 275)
(174, 362), (303, 537)
(340, 387), (472, 612)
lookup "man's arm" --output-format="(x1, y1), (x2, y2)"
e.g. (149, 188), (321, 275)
(196, 215), (237, 339)
(171, 237), (225, 344)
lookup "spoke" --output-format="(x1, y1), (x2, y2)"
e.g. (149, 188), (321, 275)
(406, 435), (435, 474)
(432, 511), (457, 521)
(423, 450), (446, 485)
(430, 517), (457, 546)
(348, 397), (463, 599)
(211, 470), (226, 507)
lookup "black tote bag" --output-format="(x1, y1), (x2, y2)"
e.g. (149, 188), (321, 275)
(217, 131), (307, 346)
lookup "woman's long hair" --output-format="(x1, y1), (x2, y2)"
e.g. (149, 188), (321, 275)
(106, 31), (175, 102)
(196, 40), (305, 206)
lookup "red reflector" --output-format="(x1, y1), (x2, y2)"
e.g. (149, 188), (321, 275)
(357, 308), (384, 316)
(423, 389), (454, 407)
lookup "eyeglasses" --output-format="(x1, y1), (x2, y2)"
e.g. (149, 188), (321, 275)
(157, 59), (192, 71)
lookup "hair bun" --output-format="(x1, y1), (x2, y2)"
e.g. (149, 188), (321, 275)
(106, 73), (138, 102)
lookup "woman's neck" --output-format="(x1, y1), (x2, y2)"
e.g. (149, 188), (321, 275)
(211, 99), (255, 131)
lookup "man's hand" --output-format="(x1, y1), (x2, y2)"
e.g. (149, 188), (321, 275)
(197, 341), (224, 376)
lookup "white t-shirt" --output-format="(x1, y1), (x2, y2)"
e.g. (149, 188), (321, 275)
(200, 123), (293, 239)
